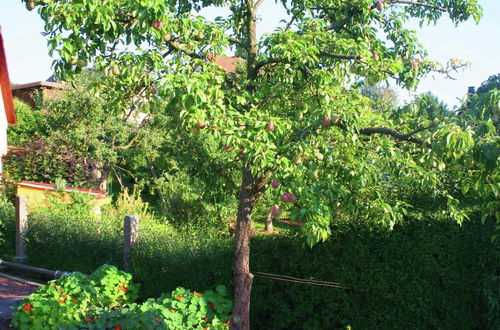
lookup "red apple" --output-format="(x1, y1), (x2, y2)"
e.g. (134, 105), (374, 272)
(288, 193), (297, 203)
(271, 204), (281, 217)
(152, 21), (164, 30)
(322, 115), (332, 127)
(266, 121), (275, 132)
(377, 0), (384, 11)
(26, 0), (35, 11)
(271, 179), (279, 189)
(281, 192), (290, 203)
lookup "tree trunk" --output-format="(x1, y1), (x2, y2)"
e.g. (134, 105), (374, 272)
(230, 166), (260, 330)
(99, 169), (109, 192)
(264, 210), (273, 233)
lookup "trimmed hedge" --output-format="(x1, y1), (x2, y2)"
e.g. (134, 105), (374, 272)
(0, 207), (498, 329)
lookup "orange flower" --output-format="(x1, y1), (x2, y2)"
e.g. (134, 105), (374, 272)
(193, 291), (202, 297)
(176, 294), (183, 301)
(61, 294), (68, 299)
(23, 304), (33, 311)
(119, 285), (128, 293)
(170, 308), (175, 312)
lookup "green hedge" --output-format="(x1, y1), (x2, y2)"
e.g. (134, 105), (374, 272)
(0, 208), (498, 329)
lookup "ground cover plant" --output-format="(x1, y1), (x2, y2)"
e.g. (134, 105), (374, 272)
(12, 264), (232, 330)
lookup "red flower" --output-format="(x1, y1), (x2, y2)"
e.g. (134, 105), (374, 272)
(23, 304), (33, 311)
(155, 317), (161, 322)
(209, 303), (215, 309)
(119, 285), (128, 293)
(85, 317), (93, 322)
(203, 317), (209, 322)
(115, 325), (121, 330)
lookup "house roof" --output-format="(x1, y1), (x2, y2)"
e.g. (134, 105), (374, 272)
(11, 81), (67, 91)
(211, 55), (243, 74)
(0, 26), (15, 124)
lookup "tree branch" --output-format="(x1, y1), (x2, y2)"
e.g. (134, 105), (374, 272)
(254, 0), (265, 10)
(358, 124), (434, 147)
(378, 0), (448, 12)
(319, 51), (361, 61)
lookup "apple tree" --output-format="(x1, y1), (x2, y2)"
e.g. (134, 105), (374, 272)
(24, 0), (491, 328)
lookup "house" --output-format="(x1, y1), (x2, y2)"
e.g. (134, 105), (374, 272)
(0, 26), (16, 175)
(11, 79), (66, 108)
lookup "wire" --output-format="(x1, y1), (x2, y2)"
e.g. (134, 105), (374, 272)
(253, 271), (350, 290)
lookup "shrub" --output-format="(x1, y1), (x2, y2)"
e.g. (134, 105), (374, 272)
(88, 286), (232, 329)
(3, 210), (498, 329)
(12, 265), (139, 329)
(11, 265), (231, 330)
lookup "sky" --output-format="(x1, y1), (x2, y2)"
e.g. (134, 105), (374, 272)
(1, 0), (499, 109)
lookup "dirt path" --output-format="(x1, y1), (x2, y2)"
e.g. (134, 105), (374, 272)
(0, 273), (43, 329)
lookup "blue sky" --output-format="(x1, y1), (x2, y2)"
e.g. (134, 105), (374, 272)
(1, 0), (499, 109)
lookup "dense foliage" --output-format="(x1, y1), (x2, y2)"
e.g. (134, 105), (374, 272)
(2, 204), (498, 329)
(11, 264), (231, 330)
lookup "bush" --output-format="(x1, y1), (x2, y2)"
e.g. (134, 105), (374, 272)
(2, 209), (498, 329)
(11, 265), (231, 330)
(12, 265), (139, 329)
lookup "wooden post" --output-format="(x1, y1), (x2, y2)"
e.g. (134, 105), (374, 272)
(14, 196), (28, 262)
(123, 215), (139, 273)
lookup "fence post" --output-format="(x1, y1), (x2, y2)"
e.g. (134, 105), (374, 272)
(123, 215), (139, 273)
(14, 196), (28, 262)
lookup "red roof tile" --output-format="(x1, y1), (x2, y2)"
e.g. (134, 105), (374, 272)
(0, 26), (15, 124)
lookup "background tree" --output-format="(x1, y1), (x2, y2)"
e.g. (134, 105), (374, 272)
(25, 0), (491, 328)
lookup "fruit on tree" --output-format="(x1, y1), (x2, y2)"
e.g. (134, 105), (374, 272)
(239, 147), (245, 155)
(162, 33), (171, 42)
(288, 193), (297, 203)
(266, 121), (275, 132)
(271, 204), (281, 217)
(197, 121), (206, 129)
(281, 192), (290, 203)
(223, 145), (233, 152)
(322, 115), (332, 127)
(26, 0), (35, 10)
(152, 21), (164, 30)
(112, 65), (121, 76)
(271, 179), (279, 189)
(377, 0), (384, 11)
